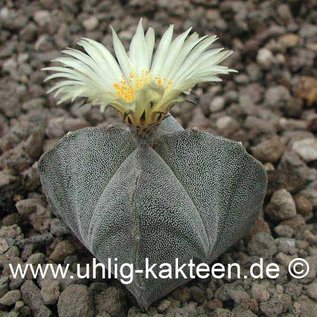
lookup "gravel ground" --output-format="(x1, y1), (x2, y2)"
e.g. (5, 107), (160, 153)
(1, 1), (317, 316)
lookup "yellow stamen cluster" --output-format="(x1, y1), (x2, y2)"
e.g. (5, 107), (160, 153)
(113, 71), (172, 103)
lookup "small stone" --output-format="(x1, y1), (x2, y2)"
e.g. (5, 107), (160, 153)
(0, 238), (9, 254)
(190, 286), (205, 303)
(278, 33), (299, 48)
(275, 238), (297, 254)
(63, 118), (89, 132)
(209, 96), (225, 112)
(173, 286), (191, 302)
(292, 138), (317, 162)
(2, 213), (21, 226)
(295, 194), (313, 216)
(45, 117), (65, 139)
(299, 24), (317, 38)
(0, 289), (21, 306)
(277, 4), (293, 23)
(157, 299), (171, 313)
(58, 284), (94, 317)
(296, 76), (317, 107)
(211, 308), (231, 317)
(33, 10), (51, 27)
(227, 285), (250, 304)
(274, 224), (294, 238)
(50, 218), (70, 236)
(16, 198), (43, 216)
(300, 183), (317, 208)
(265, 189), (297, 221)
(49, 240), (76, 263)
(83, 16), (98, 31)
(248, 232), (277, 257)
(251, 136), (285, 163)
(0, 277), (9, 297)
(21, 280), (52, 317)
(248, 217), (271, 237)
(0, 225), (22, 239)
(307, 280), (317, 300)
(233, 307), (257, 317)
(281, 214), (305, 229)
(257, 48), (274, 69)
(215, 116), (239, 135)
(207, 299), (223, 310)
(284, 282), (303, 300)
(276, 252), (293, 268)
(15, 300), (24, 310)
(251, 283), (270, 302)
(41, 279), (60, 305)
(29, 205), (51, 232)
(27, 253), (45, 265)
(259, 297), (283, 316)
(95, 286), (126, 316)
(297, 295), (317, 316)
(264, 85), (291, 109)
(23, 125), (45, 160)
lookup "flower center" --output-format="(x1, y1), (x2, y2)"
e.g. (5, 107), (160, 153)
(113, 71), (172, 103)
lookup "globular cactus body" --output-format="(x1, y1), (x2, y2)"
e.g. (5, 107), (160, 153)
(38, 117), (267, 309)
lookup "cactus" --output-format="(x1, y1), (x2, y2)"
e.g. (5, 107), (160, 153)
(39, 20), (267, 309)
(39, 116), (267, 309)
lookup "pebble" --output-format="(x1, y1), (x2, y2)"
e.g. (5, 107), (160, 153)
(226, 284), (250, 304)
(190, 286), (205, 304)
(251, 136), (285, 163)
(209, 96), (225, 112)
(274, 224), (294, 238)
(50, 218), (70, 236)
(33, 10), (51, 27)
(251, 283), (270, 302)
(157, 299), (171, 313)
(306, 280), (317, 300)
(0, 237), (9, 254)
(211, 308), (232, 317)
(0, 277), (9, 298)
(49, 240), (76, 263)
(0, 225), (22, 239)
(265, 189), (297, 221)
(292, 138), (317, 162)
(21, 280), (52, 317)
(95, 286), (126, 316)
(256, 48), (274, 69)
(297, 295), (317, 316)
(294, 194), (313, 217)
(215, 116), (240, 135)
(83, 16), (99, 31)
(0, 289), (21, 306)
(41, 279), (60, 305)
(259, 296), (283, 316)
(2, 213), (21, 226)
(247, 232), (277, 257)
(275, 238), (297, 254)
(173, 286), (191, 302)
(45, 117), (66, 139)
(15, 197), (44, 216)
(278, 33), (299, 49)
(58, 284), (94, 317)
(300, 183), (317, 208)
(264, 85), (291, 109)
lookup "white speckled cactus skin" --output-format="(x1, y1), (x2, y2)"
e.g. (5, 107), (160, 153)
(38, 116), (267, 309)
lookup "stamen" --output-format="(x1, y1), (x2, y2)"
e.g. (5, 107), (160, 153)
(113, 71), (173, 103)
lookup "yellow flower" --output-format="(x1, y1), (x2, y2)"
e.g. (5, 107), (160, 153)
(44, 19), (236, 129)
